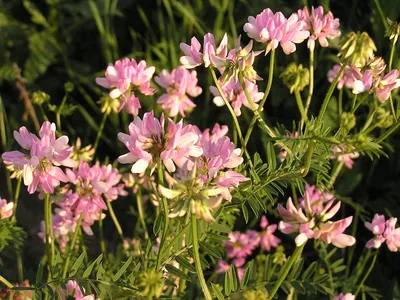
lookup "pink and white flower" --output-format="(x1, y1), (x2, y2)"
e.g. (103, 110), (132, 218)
(365, 214), (400, 252)
(331, 145), (359, 169)
(333, 293), (355, 300)
(259, 216), (281, 251)
(0, 198), (13, 219)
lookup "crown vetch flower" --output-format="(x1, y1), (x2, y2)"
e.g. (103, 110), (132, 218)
(225, 231), (260, 259)
(331, 145), (360, 169)
(210, 77), (264, 116)
(259, 216), (281, 251)
(297, 6), (340, 51)
(333, 293), (355, 300)
(327, 64), (357, 90)
(244, 8), (310, 54)
(365, 214), (400, 251)
(155, 66), (202, 117)
(0, 198), (13, 219)
(278, 191), (355, 247)
(95, 58), (156, 115)
(118, 111), (203, 173)
(299, 184), (334, 214)
(1, 122), (74, 194)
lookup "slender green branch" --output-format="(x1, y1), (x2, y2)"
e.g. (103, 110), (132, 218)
(294, 90), (308, 126)
(376, 119), (400, 143)
(304, 49), (315, 124)
(191, 215), (212, 300)
(136, 186), (149, 240)
(327, 161), (345, 190)
(354, 251), (378, 297)
(0, 275), (13, 288)
(44, 193), (54, 276)
(372, 0), (388, 30)
(56, 93), (69, 132)
(62, 213), (83, 278)
(268, 243), (305, 299)
(389, 39), (397, 71)
(350, 93), (369, 114)
(11, 177), (22, 222)
(105, 197), (124, 241)
(98, 209), (106, 254)
(93, 112), (109, 154)
(338, 88), (343, 116)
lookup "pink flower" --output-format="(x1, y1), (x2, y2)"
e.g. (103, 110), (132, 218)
(297, 6), (341, 51)
(259, 216), (281, 251)
(118, 111), (203, 173)
(210, 77), (264, 116)
(216, 259), (245, 281)
(224, 231), (259, 259)
(244, 8), (310, 54)
(331, 145), (359, 169)
(365, 214), (400, 251)
(352, 69), (373, 94)
(155, 66), (202, 117)
(278, 191), (355, 247)
(375, 69), (400, 102)
(61, 280), (96, 300)
(299, 184), (334, 214)
(180, 33), (228, 69)
(0, 198), (13, 219)
(333, 293), (355, 300)
(327, 64), (357, 90)
(96, 58), (156, 115)
(2, 122), (74, 194)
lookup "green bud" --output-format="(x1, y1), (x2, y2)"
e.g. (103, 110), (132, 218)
(242, 289), (268, 300)
(340, 112), (356, 133)
(64, 81), (74, 92)
(375, 107), (394, 128)
(136, 269), (164, 299)
(386, 19), (400, 44)
(98, 95), (119, 114)
(32, 91), (50, 105)
(338, 32), (377, 66)
(272, 245), (287, 265)
(280, 63), (309, 94)
(357, 133), (369, 144)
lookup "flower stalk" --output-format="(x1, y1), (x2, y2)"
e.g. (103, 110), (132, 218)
(354, 250), (378, 297)
(105, 196), (124, 242)
(61, 213), (83, 279)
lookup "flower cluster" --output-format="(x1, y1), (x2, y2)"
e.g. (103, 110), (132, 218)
(96, 58), (156, 115)
(0, 198), (13, 219)
(2, 122), (74, 194)
(155, 66), (202, 117)
(60, 280), (96, 300)
(279, 185), (355, 247)
(333, 293), (355, 300)
(217, 216), (281, 280)
(331, 145), (360, 169)
(365, 214), (400, 252)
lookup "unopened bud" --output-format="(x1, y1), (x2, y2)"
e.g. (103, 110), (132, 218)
(280, 63), (309, 94)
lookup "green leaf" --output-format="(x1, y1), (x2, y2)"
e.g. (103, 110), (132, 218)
(241, 260), (254, 287)
(153, 214), (163, 235)
(302, 261), (317, 280)
(113, 256), (133, 282)
(211, 283), (224, 300)
(96, 263), (105, 280)
(224, 270), (232, 296)
(68, 252), (86, 277)
(83, 253), (104, 278)
(209, 222), (232, 233)
(175, 256), (196, 273)
(199, 241), (222, 258)
(23, 1), (50, 28)
(165, 264), (191, 281)
(35, 257), (45, 284)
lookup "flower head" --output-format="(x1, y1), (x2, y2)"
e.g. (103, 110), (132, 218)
(297, 6), (340, 51)
(155, 66), (202, 117)
(244, 8), (310, 54)
(331, 145), (359, 169)
(333, 293), (355, 300)
(280, 63), (310, 93)
(0, 198), (13, 219)
(2, 122), (74, 194)
(96, 58), (156, 115)
(259, 216), (281, 251)
(225, 231), (260, 259)
(338, 32), (376, 66)
(365, 214), (400, 251)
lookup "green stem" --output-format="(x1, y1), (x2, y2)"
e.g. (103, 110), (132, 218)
(136, 186), (149, 240)
(350, 93), (369, 114)
(11, 177), (21, 222)
(16, 255), (23, 283)
(376, 119), (400, 143)
(354, 251), (378, 297)
(327, 161), (345, 190)
(338, 88), (343, 116)
(56, 93), (68, 132)
(372, 0), (388, 30)
(191, 215), (212, 300)
(389, 39), (397, 71)
(294, 90), (308, 126)
(105, 197), (124, 241)
(44, 194), (54, 277)
(243, 49), (276, 148)
(98, 210), (106, 254)
(268, 244), (305, 300)
(304, 49), (315, 124)
(93, 112), (109, 154)
(61, 213), (83, 278)
(0, 275), (13, 288)
(351, 94), (358, 111)
(318, 64), (347, 124)
(155, 163), (169, 270)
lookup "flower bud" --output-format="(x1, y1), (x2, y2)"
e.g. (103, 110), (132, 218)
(338, 32), (376, 66)
(272, 245), (287, 265)
(98, 94), (120, 114)
(136, 269), (164, 299)
(340, 112), (356, 134)
(32, 91), (50, 105)
(375, 107), (394, 128)
(386, 19), (400, 44)
(362, 56), (386, 77)
(64, 81), (74, 92)
(280, 63), (310, 94)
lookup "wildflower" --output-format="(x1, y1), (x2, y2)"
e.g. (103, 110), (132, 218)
(331, 145), (359, 169)
(216, 259), (246, 281)
(61, 280), (96, 300)
(299, 184), (334, 214)
(0, 280), (32, 300)
(338, 32), (376, 66)
(179, 33), (228, 69)
(365, 214), (400, 252)
(259, 216), (281, 251)
(136, 269), (165, 299)
(386, 19), (400, 43)
(118, 111), (202, 173)
(280, 63), (310, 93)
(297, 6), (341, 51)
(327, 64), (357, 90)
(155, 66), (202, 117)
(70, 138), (95, 163)
(278, 192), (355, 247)
(333, 293), (355, 300)
(0, 198), (13, 219)
(225, 231), (260, 259)
(375, 69), (400, 102)
(1, 122), (74, 194)
(244, 8), (310, 54)
(95, 58), (156, 115)
(210, 77), (264, 116)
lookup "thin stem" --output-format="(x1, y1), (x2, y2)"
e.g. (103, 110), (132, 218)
(338, 88), (343, 116)
(350, 93), (369, 114)
(136, 186), (149, 240)
(318, 64), (347, 124)
(351, 94), (358, 111)
(243, 49), (276, 148)
(56, 93), (68, 132)
(16, 255), (23, 283)
(354, 251), (378, 297)
(0, 275), (13, 288)
(372, 0), (388, 30)
(389, 39), (397, 71)
(11, 177), (22, 222)
(376, 119), (400, 143)
(61, 213), (83, 278)
(304, 49), (315, 123)
(327, 161), (345, 190)
(93, 112), (109, 154)
(191, 215), (212, 300)
(268, 243), (305, 299)
(44, 194), (54, 277)
(155, 163), (169, 270)
(294, 90), (308, 126)
(105, 197), (124, 241)
(98, 210), (106, 254)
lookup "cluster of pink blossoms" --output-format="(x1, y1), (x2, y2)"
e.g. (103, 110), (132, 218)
(96, 58), (156, 115)
(217, 216), (281, 280)
(2, 122), (75, 194)
(59, 280), (95, 300)
(154, 66), (202, 117)
(328, 63), (400, 102)
(331, 145), (360, 169)
(365, 214), (400, 252)
(0, 198), (13, 219)
(333, 293), (355, 300)
(279, 185), (355, 247)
